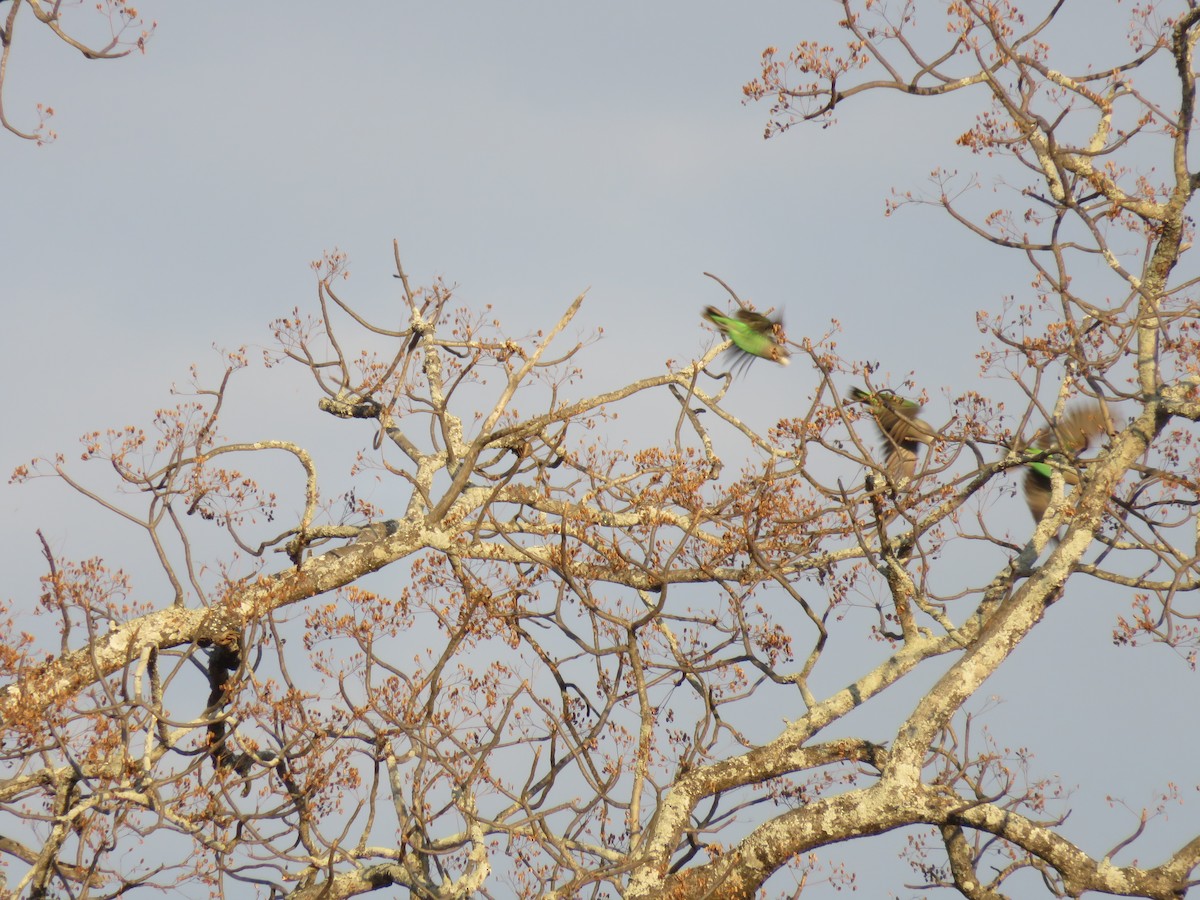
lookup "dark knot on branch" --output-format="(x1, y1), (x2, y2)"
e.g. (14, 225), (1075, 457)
(318, 396), (383, 419)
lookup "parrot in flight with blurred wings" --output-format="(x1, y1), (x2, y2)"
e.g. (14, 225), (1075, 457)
(1023, 402), (1109, 522)
(848, 386), (938, 483)
(702, 306), (790, 372)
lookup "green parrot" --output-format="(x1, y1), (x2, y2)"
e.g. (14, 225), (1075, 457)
(849, 386), (938, 483)
(702, 306), (790, 372)
(1023, 402), (1108, 522)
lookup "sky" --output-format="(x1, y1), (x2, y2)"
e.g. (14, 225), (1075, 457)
(1, 3), (1196, 897)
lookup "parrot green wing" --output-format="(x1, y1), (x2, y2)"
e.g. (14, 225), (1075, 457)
(734, 308), (778, 334)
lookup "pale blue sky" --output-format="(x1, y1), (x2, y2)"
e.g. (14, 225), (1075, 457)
(2, 4), (1194, 896)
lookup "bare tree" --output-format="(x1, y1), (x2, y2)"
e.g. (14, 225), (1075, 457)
(0, 0), (154, 143)
(4, 2), (1200, 897)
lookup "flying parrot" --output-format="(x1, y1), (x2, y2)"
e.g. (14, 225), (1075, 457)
(1023, 402), (1109, 522)
(702, 306), (790, 372)
(848, 386), (938, 483)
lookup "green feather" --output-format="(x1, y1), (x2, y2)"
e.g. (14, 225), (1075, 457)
(1027, 461), (1054, 479)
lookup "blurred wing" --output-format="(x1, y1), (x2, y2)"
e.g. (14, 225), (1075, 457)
(734, 309), (777, 334)
(1024, 464), (1053, 521)
(1036, 402), (1107, 456)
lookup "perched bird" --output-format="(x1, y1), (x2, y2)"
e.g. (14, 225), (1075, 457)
(1023, 402), (1109, 522)
(702, 306), (790, 373)
(849, 387), (938, 483)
